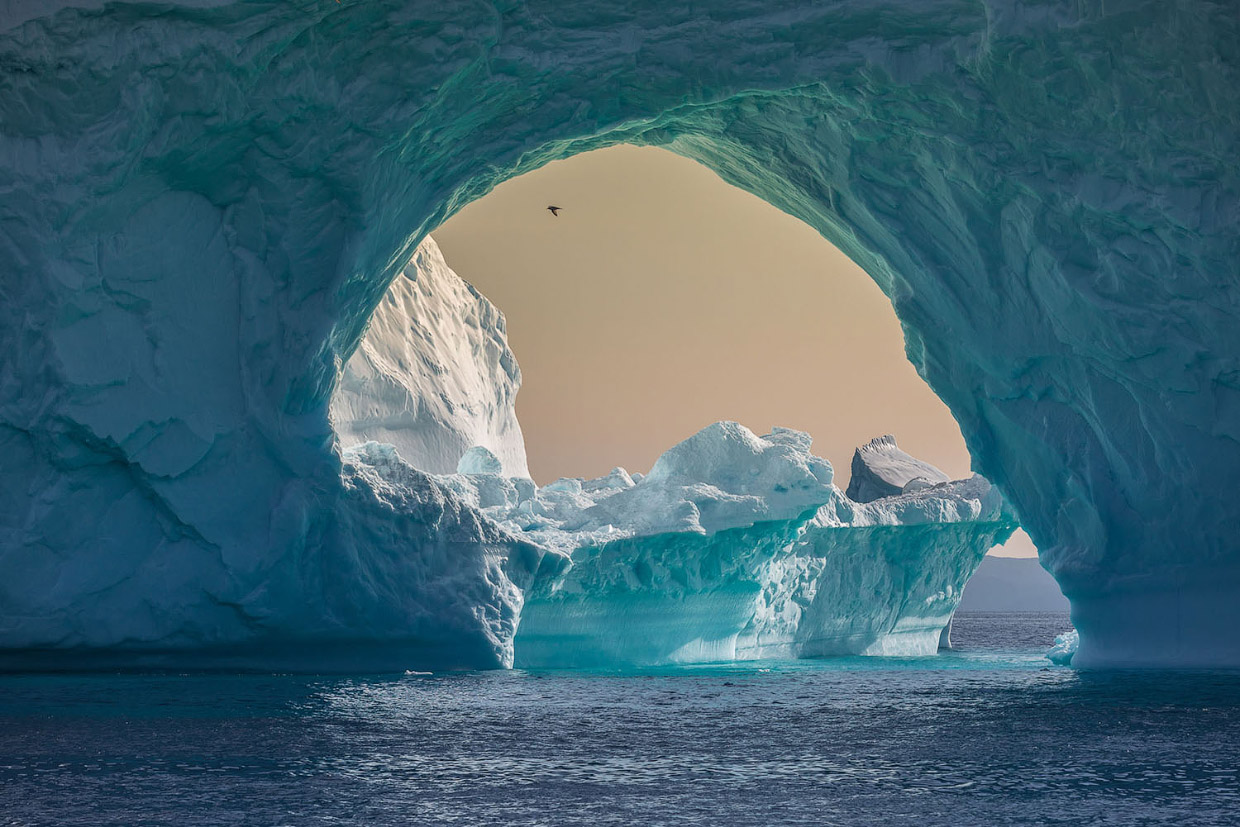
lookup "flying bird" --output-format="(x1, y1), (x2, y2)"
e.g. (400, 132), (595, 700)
(546, 205), (562, 216)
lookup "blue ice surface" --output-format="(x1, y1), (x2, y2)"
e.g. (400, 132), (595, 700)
(4, 613), (1240, 827)
(4, 1), (1239, 671)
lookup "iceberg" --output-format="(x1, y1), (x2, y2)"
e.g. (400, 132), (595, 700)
(1, 1), (1237, 667)
(402, 421), (1018, 669)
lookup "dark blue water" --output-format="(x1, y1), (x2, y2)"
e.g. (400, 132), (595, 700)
(3, 612), (1239, 826)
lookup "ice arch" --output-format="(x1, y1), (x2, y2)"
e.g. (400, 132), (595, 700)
(0, 1), (1236, 668)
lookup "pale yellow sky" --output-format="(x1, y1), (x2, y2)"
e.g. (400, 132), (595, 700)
(435, 145), (1036, 556)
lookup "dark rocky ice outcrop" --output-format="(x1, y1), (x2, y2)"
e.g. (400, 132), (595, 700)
(846, 435), (952, 503)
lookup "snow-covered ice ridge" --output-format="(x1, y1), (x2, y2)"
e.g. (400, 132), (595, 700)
(348, 422), (1016, 669)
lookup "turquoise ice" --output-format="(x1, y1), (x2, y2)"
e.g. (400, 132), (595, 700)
(385, 419), (1016, 668)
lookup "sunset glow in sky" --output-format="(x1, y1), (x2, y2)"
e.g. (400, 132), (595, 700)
(435, 145), (1036, 557)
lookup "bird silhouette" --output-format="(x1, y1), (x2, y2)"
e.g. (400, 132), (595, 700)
(546, 205), (562, 216)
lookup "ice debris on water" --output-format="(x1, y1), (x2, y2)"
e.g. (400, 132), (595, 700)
(1047, 630), (1079, 666)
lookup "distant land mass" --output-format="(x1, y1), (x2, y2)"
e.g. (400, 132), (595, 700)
(960, 556), (1069, 612)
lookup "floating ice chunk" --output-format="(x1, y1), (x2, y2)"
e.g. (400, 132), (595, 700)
(1047, 630), (1079, 665)
(846, 435), (951, 503)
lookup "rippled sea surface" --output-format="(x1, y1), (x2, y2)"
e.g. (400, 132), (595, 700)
(4, 612), (1240, 826)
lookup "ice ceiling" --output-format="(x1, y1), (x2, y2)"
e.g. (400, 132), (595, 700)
(0, 0), (1236, 667)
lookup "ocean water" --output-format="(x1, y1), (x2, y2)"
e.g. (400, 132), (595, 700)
(2, 612), (1239, 826)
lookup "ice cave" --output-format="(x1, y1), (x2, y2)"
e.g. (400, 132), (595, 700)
(1, 1), (1237, 670)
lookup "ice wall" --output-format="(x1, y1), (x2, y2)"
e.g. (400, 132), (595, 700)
(1, 1), (1238, 667)
(0, 223), (544, 669)
(331, 237), (528, 477)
